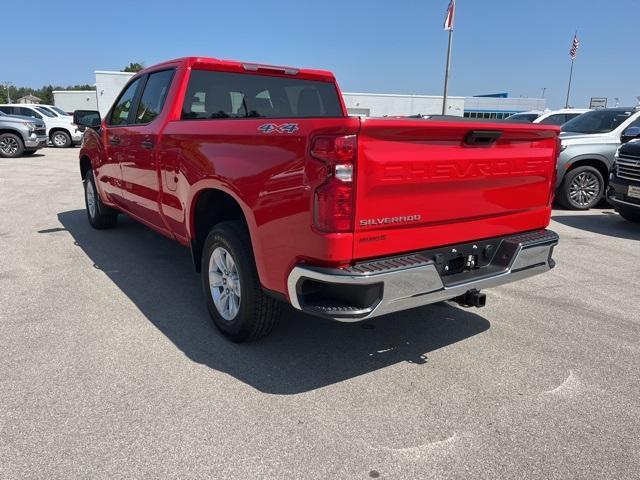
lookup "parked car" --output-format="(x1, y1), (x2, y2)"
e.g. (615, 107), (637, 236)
(555, 107), (640, 209)
(504, 111), (543, 122)
(533, 108), (591, 126)
(0, 110), (47, 158)
(74, 56), (560, 342)
(607, 136), (640, 222)
(0, 104), (81, 148)
(35, 104), (72, 118)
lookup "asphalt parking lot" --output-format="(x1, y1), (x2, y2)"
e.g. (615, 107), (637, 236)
(1, 147), (640, 479)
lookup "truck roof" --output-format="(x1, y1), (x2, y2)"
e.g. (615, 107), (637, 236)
(140, 56), (337, 83)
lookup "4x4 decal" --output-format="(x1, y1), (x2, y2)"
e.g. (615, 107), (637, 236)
(258, 123), (299, 134)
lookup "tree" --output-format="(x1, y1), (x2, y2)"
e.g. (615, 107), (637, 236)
(122, 62), (144, 73)
(40, 85), (54, 105)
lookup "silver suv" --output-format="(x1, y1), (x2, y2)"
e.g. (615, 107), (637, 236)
(557, 107), (640, 209)
(0, 111), (48, 158)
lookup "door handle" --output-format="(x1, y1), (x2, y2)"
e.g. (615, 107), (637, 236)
(108, 135), (120, 145)
(141, 139), (154, 150)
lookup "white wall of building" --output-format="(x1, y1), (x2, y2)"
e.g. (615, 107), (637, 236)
(463, 96), (546, 113)
(53, 90), (98, 113)
(343, 92), (465, 117)
(95, 70), (135, 116)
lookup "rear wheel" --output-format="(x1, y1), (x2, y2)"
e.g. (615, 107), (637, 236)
(558, 166), (604, 210)
(84, 170), (117, 229)
(51, 130), (72, 148)
(201, 221), (281, 342)
(0, 133), (25, 158)
(617, 206), (640, 223)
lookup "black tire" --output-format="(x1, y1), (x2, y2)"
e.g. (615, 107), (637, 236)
(84, 170), (117, 229)
(0, 133), (25, 158)
(617, 206), (640, 223)
(51, 130), (72, 148)
(201, 221), (281, 342)
(557, 166), (604, 210)
(23, 149), (37, 156)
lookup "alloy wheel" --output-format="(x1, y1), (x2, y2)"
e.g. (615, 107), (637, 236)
(208, 247), (241, 321)
(86, 179), (96, 219)
(569, 171), (600, 207)
(0, 136), (19, 156)
(53, 133), (67, 147)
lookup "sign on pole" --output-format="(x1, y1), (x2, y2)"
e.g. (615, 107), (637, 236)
(589, 97), (607, 109)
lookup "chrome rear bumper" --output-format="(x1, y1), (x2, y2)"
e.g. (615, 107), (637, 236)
(287, 229), (558, 322)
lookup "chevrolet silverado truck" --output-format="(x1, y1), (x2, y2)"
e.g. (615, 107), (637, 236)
(74, 57), (560, 342)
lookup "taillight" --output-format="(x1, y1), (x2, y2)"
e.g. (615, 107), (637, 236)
(311, 135), (356, 232)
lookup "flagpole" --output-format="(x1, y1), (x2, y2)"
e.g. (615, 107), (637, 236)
(565, 30), (578, 108)
(442, 28), (453, 115)
(565, 58), (574, 108)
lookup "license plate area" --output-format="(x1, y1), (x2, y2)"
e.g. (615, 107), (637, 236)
(628, 185), (640, 199)
(430, 238), (504, 278)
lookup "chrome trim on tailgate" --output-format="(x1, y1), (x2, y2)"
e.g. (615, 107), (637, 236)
(287, 229), (558, 322)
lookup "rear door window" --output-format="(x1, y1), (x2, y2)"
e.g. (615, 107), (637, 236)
(35, 107), (57, 118)
(17, 107), (42, 119)
(134, 69), (175, 124)
(539, 114), (567, 125)
(181, 70), (343, 120)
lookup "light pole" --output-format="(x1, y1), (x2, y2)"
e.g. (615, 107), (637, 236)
(2, 81), (13, 103)
(541, 87), (547, 98)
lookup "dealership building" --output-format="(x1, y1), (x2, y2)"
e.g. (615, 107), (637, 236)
(53, 71), (546, 119)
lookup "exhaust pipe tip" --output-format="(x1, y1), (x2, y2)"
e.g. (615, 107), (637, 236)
(452, 289), (486, 308)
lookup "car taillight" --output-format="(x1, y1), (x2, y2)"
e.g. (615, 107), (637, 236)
(311, 135), (356, 232)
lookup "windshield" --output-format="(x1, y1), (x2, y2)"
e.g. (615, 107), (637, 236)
(505, 113), (539, 122)
(561, 109), (634, 133)
(35, 106), (57, 117)
(50, 106), (70, 116)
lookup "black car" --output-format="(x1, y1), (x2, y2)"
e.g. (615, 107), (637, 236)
(608, 134), (640, 223)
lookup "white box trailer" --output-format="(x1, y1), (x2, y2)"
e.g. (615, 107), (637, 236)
(95, 70), (135, 116)
(53, 90), (98, 114)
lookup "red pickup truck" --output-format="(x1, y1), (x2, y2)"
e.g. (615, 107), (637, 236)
(75, 56), (560, 342)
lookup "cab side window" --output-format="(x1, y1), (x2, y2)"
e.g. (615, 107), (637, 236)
(108, 78), (142, 126)
(134, 70), (174, 124)
(17, 107), (42, 119)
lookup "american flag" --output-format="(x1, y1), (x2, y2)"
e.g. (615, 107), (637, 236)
(569, 34), (580, 60)
(443, 0), (455, 31)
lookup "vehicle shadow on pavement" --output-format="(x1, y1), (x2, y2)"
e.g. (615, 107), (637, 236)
(552, 212), (640, 241)
(58, 209), (490, 395)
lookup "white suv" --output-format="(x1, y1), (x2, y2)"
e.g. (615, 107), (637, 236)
(533, 108), (591, 126)
(0, 104), (81, 148)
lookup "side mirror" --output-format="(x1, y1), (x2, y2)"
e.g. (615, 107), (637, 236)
(73, 110), (101, 132)
(621, 126), (640, 143)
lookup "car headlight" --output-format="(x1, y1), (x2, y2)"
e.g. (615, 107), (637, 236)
(22, 122), (36, 133)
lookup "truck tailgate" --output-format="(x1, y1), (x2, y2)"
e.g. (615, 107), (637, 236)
(353, 118), (559, 259)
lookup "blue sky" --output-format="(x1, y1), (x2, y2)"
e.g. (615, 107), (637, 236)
(5, 0), (639, 109)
